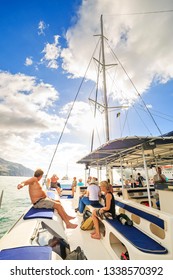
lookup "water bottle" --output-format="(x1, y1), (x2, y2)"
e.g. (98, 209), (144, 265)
(119, 216), (127, 225)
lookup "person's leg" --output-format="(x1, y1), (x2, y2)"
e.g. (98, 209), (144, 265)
(34, 198), (77, 228)
(156, 200), (160, 210)
(57, 187), (61, 195)
(91, 209), (101, 239)
(54, 202), (77, 229)
(79, 197), (90, 213)
(90, 201), (102, 208)
(72, 186), (74, 197)
(75, 196), (82, 212)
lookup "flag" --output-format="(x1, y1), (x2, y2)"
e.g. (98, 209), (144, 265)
(116, 112), (120, 118)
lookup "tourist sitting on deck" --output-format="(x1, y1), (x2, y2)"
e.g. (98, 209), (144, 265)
(50, 174), (62, 195)
(77, 178), (84, 187)
(91, 181), (116, 240)
(136, 173), (145, 187)
(153, 167), (166, 184)
(129, 175), (137, 188)
(71, 177), (77, 197)
(76, 177), (101, 213)
(153, 166), (166, 209)
(17, 169), (77, 229)
(76, 178), (86, 196)
(86, 176), (92, 186)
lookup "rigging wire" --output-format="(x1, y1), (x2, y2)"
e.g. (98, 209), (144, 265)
(104, 9), (173, 17)
(107, 41), (163, 136)
(90, 42), (102, 152)
(135, 104), (173, 123)
(44, 39), (101, 181)
(103, 38), (173, 136)
(97, 39), (153, 137)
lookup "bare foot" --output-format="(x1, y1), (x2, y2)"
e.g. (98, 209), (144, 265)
(67, 215), (75, 220)
(66, 222), (78, 229)
(91, 233), (101, 240)
(90, 231), (96, 235)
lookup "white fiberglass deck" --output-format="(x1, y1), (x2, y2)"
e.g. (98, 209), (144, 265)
(61, 198), (113, 260)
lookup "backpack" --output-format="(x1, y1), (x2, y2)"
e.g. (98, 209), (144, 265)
(80, 216), (94, 230)
(83, 209), (92, 221)
(65, 246), (87, 260)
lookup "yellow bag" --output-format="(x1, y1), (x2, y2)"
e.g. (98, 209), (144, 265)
(80, 216), (94, 230)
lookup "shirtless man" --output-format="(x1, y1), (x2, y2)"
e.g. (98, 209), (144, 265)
(17, 169), (77, 229)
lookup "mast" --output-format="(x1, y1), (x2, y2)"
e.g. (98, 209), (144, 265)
(100, 15), (110, 142)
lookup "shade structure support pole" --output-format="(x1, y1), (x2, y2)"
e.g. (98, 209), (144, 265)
(120, 156), (125, 199)
(142, 147), (152, 207)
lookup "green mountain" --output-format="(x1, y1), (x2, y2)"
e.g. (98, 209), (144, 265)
(0, 158), (34, 176)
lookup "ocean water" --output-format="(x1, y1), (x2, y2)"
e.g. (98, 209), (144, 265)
(0, 176), (72, 239)
(0, 176), (31, 238)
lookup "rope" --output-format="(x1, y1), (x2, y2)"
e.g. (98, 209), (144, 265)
(107, 41), (163, 136)
(104, 9), (173, 17)
(90, 42), (102, 152)
(44, 38), (101, 181)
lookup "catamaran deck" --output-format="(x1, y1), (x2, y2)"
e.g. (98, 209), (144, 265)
(60, 198), (113, 260)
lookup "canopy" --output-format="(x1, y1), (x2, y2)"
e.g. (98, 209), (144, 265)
(77, 131), (173, 168)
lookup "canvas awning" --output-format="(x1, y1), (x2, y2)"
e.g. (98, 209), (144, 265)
(77, 131), (173, 168)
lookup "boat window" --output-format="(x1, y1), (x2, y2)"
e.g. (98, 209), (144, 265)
(131, 213), (140, 224)
(150, 223), (165, 239)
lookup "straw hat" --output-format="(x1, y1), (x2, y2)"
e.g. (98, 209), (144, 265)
(89, 177), (98, 185)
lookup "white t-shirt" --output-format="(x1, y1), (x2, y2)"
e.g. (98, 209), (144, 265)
(87, 184), (100, 201)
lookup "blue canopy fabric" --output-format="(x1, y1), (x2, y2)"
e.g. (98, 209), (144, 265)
(77, 133), (173, 168)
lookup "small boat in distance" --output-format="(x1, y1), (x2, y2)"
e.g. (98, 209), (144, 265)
(61, 175), (69, 180)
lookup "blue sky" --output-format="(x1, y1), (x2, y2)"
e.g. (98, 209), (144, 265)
(0, 0), (173, 179)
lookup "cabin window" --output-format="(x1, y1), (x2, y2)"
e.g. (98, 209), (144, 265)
(131, 213), (140, 224)
(150, 223), (165, 239)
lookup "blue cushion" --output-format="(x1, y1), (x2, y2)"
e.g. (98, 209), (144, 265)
(115, 200), (164, 229)
(60, 195), (73, 199)
(23, 207), (54, 220)
(107, 219), (167, 254)
(0, 246), (52, 260)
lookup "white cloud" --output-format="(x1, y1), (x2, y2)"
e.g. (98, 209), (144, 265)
(61, 0), (173, 105)
(38, 20), (48, 35)
(25, 57), (33, 66)
(2, 0), (173, 177)
(0, 71), (92, 177)
(41, 35), (61, 69)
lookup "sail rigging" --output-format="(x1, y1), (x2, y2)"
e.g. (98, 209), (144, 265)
(45, 14), (173, 180)
(44, 37), (101, 180)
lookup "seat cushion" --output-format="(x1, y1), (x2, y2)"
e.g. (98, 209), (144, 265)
(0, 246), (52, 260)
(107, 219), (167, 254)
(23, 207), (54, 220)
